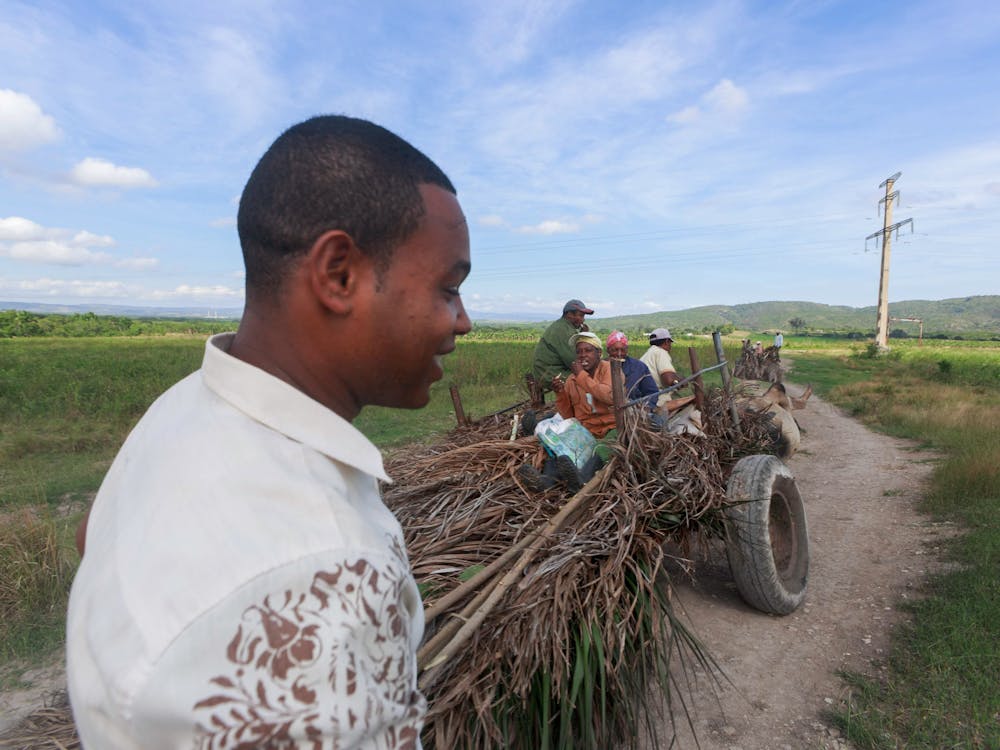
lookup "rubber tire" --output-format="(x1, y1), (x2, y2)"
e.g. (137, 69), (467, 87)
(724, 454), (809, 615)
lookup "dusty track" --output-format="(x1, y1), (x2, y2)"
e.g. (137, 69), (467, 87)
(648, 388), (950, 750)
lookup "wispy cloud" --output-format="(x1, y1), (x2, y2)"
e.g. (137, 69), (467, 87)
(517, 220), (580, 235)
(149, 284), (243, 300)
(115, 257), (159, 270)
(2, 240), (112, 265)
(667, 79), (748, 125)
(0, 89), (60, 152)
(69, 157), (158, 188)
(0, 277), (131, 298)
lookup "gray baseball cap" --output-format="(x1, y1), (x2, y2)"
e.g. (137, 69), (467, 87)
(562, 299), (594, 314)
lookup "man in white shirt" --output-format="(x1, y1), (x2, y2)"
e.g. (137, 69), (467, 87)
(639, 326), (682, 412)
(67, 115), (472, 749)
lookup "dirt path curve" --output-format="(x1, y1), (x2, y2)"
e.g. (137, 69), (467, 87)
(650, 387), (951, 750)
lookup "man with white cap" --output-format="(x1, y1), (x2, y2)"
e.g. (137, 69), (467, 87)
(640, 327), (682, 411)
(532, 299), (595, 386)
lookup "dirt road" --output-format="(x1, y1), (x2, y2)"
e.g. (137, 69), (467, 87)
(650, 389), (950, 750)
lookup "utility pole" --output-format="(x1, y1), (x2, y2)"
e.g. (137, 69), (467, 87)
(866, 172), (913, 350)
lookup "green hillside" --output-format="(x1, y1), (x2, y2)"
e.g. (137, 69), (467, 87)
(591, 296), (999, 337)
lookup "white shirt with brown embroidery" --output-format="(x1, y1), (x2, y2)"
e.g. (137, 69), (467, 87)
(67, 333), (425, 749)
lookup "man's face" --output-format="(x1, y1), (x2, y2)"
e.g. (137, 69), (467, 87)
(565, 309), (586, 328)
(360, 185), (472, 408)
(607, 342), (628, 360)
(575, 342), (601, 374)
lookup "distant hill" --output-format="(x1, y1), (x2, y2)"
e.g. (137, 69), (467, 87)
(2, 296), (997, 336)
(591, 296), (999, 337)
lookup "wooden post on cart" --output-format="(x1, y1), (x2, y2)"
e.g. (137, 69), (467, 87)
(449, 384), (469, 427)
(525, 373), (545, 408)
(713, 331), (742, 436)
(610, 358), (626, 430)
(687, 347), (707, 431)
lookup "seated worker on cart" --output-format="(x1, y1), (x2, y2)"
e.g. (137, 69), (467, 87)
(606, 330), (664, 427)
(531, 299), (595, 387)
(639, 326), (689, 415)
(518, 331), (616, 493)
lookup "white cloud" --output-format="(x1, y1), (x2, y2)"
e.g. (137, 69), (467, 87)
(704, 78), (749, 114)
(209, 217), (236, 228)
(70, 157), (158, 188)
(72, 230), (116, 247)
(517, 220), (580, 234)
(667, 78), (749, 125)
(115, 257), (159, 270)
(0, 217), (46, 241)
(0, 216), (162, 269)
(0, 89), (60, 152)
(0, 277), (131, 298)
(667, 105), (701, 124)
(150, 284), (243, 299)
(2, 240), (112, 265)
(0, 216), (118, 265)
(478, 215), (505, 227)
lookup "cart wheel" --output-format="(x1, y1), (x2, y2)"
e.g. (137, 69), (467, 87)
(724, 454), (809, 615)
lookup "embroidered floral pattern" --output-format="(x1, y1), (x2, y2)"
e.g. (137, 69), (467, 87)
(194, 553), (424, 749)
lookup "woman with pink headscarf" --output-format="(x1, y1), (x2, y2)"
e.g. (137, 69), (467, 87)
(606, 330), (659, 410)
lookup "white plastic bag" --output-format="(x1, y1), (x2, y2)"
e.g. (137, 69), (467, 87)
(534, 415), (597, 470)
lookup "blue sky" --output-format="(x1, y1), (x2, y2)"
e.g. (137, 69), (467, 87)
(1, 0), (998, 320)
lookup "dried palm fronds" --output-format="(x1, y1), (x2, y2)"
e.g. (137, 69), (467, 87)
(384, 386), (778, 749)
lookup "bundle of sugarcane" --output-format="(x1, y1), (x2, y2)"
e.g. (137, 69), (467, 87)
(384, 386), (777, 749)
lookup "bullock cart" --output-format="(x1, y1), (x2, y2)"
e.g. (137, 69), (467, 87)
(388, 332), (810, 749)
(2, 338), (810, 750)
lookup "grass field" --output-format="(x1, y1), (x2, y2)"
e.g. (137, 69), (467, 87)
(1, 332), (997, 748)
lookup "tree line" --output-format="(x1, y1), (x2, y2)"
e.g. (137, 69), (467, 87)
(0, 310), (235, 338)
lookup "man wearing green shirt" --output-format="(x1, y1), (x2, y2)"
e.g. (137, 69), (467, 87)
(532, 299), (594, 386)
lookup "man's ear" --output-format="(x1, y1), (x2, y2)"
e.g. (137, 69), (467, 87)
(305, 230), (368, 315)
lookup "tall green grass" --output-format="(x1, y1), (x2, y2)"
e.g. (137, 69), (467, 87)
(0, 508), (77, 672)
(789, 343), (1000, 749)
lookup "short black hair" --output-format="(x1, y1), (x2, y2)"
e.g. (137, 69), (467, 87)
(237, 115), (455, 297)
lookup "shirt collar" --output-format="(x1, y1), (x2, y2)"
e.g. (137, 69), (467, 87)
(201, 333), (390, 483)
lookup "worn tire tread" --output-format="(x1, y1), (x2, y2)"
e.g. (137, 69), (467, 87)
(724, 454), (809, 615)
